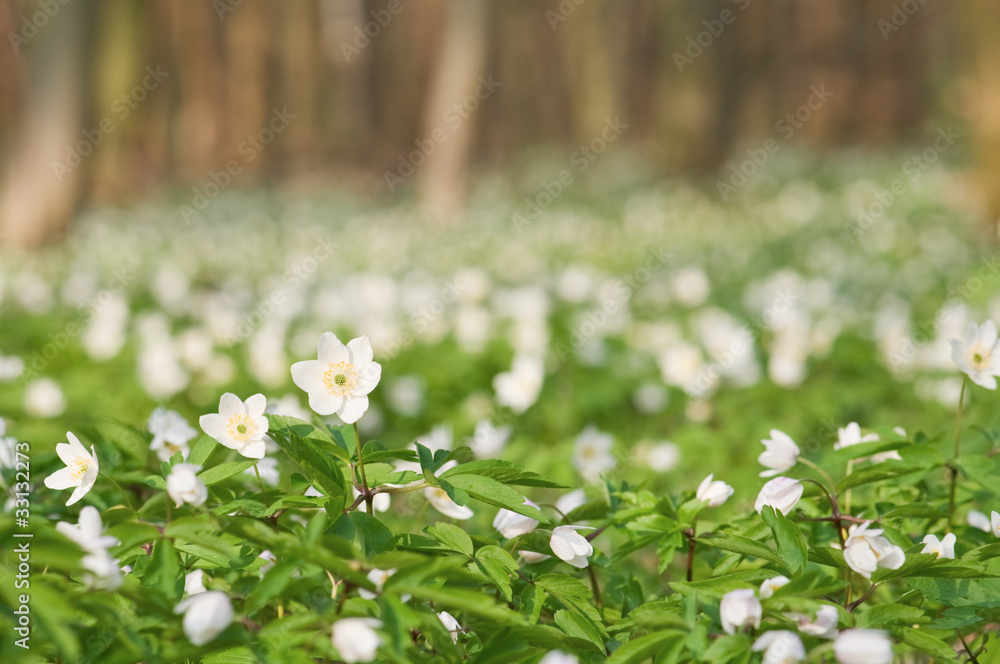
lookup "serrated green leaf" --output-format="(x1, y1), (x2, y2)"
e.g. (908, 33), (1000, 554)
(198, 459), (258, 486)
(475, 545), (519, 601)
(425, 522), (473, 557)
(442, 474), (547, 523)
(760, 505), (807, 575)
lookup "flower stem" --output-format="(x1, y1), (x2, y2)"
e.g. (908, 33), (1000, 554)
(685, 523), (697, 582)
(948, 377), (967, 533)
(101, 473), (135, 512)
(354, 422), (372, 515)
(254, 464), (270, 505)
(587, 565), (603, 610)
(798, 456), (836, 492)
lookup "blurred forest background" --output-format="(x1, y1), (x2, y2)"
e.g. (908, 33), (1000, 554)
(1, 0), (999, 246)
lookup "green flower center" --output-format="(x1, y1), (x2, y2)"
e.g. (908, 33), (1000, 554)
(237, 423), (248, 435)
(334, 373), (347, 386)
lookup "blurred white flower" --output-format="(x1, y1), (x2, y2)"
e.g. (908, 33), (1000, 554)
(550, 525), (594, 568)
(425, 487), (473, 520)
(758, 429), (799, 477)
(166, 463), (208, 508)
(950, 320), (1000, 389)
(632, 381), (668, 414)
(752, 630), (805, 664)
(0, 420), (17, 469)
(493, 354), (544, 414)
(331, 617), (381, 663)
(148, 407), (197, 462)
(24, 377), (66, 418)
(696, 473), (733, 508)
(0, 353), (24, 381)
(993, 511), (1000, 537)
(265, 394), (311, 421)
(539, 651), (579, 664)
(244, 456), (280, 487)
(671, 266), (710, 307)
(758, 575), (789, 599)
(833, 629), (893, 664)
(967, 509), (992, 532)
(573, 425), (616, 482)
(755, 477), (803, 516)
(359, 568), (408, 601)
(642, 440), (681, 473)
(56, 506), (119, 554)
(258, 550), (277, 576)
(199, 393), (269, 459)
(797, 605), (838, 638)
(437, 611), (461, 642)
(185, 569), (207, 595)
(174, 591), (233, 646)
(493, 499), (540, 538)
(719, 588), (761, 635)
(921, 533), (956, 559)
(468, 419), (511, 459)
(291, 333), (382, 424)
(386, 376), (425, 417)
(44, 432), (98, 506)
(834, 422), (879, 451)
(843, 522), (905, 578)
(81, 550), (123, 590)
(556, 489), (587, 516)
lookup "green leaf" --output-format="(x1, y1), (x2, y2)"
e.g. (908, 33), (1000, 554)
(267, 423), (348, 502)
(535, 574), (607, 639)
(896, 626), (961, 662)
(907, 577), (1000, 607)
(441, 474), (547, 523)
(198, 459), (258, 486)
(670, 570), (774, 598)
(187, 435), (217, 466)
(475, 545), (519, 601)
(809, 546), (848, 570)
(439, 460), (565, 488)
(246, 559), (299, 613)
(607, 630), (684, 664)
(695, 534), (786, 571)
(873, 553), (995, 582)
(425, 522), (474, 557)
(520, 584), (545, 624)
(699, 633), (752, 663)
(348, 511), (396, 557)
(143, 539), (182, 600)
(855, 604), (926, 628)
(554, 610), (604, 651)
(760, 505), (807, 575)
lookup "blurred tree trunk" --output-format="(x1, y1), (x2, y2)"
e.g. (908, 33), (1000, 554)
(0, 0), (89, 247)
(958, 2), (1000, 226)
(416, 0), (490, 222)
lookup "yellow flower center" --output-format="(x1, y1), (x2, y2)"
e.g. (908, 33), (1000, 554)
(227, 414), (257, 442)
(968, 344), (991, 371)
(323, 362), (358, 396)
(70, 456), (91, 481)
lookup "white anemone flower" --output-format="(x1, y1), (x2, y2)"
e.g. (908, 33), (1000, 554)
(967, 509), (992, 532)
(44, 432), (99, 506)
(834, 422), (879, 451)
(842, 521), (905, 578)
(493, 499), (540, 538)
(921, 533), (956, 559)
(55, 506), (119, 554)
(291, 333), (382, 423)
(173, 590), (234, 646)
(719, 588), (762, 635)
(797, 605), (839, 639)
(758, 429), (799, 477)
(199, 393), (269, 459)
(437, 611), (461, 642)
(468, 419), (512, 459)
(425, 487), (474, 520)
(755, 477), (804, 515)
(331, 617), (382, 663)
(184, 569), (207, 595)
(993, 511), (1000, 537)
(758, 575), (789, 599)
(166, 463), (208, 508)
(147, 407), (197, 462)
(572, 425), (616, 482)
(492, 354), (544, 414)
(833, 629), (893, 664)
(751, 630), (805, 664)
(549, 525), (594, 568)
(950, 320), (1000, 389)
(696, 473), (734, 507)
